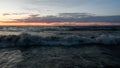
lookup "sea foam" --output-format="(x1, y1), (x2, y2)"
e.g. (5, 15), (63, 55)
(0, 33), (120, 47)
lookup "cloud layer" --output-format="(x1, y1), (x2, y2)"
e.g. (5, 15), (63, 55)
(15, 13), (120, 23)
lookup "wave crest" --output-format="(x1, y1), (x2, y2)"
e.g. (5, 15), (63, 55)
(0, 33), (120, 47)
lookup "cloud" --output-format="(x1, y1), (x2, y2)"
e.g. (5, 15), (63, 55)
(15, 13), (120, 23)
(58, 13), (94, 18)
(2, 13), (28, 16)
(3, 13), (10, 16)
(16, 14), (60, 22)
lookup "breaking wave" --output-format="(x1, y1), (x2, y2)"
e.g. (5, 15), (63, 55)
(0, 33), (120, 47)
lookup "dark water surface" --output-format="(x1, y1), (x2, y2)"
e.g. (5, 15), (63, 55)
(0, 26), (120, 68)
(0, 26), (120, 47)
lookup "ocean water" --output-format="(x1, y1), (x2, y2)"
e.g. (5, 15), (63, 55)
(0, 26), (120, 68)
(0, 26), (120, 47)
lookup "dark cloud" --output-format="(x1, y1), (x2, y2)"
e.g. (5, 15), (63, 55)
(58, 13), (94, 18)
(3, 13), (10, 16)
(15, 13), (120, 23)
(12, 13), (28, 15)
(2, 13), (28, 16)
(29, 14), (39, 17)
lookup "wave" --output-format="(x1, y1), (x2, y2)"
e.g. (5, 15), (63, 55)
(0, 33), (120, 47)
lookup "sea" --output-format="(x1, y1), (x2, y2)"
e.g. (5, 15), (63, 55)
(0, 26), (120, 47)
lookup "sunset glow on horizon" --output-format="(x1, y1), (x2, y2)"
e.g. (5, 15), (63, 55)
(0, 22), (120, 26)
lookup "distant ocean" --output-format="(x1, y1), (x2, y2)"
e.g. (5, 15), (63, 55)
(0, 26), (120, 47)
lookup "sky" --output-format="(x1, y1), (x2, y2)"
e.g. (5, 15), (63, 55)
(0, 0), (120, 26)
